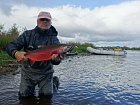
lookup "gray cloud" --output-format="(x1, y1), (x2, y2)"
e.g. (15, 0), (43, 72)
(52, 1), (140, 44)
(0, 0), (51, 16)
(0, 1), (12, 15)
(0, 0), (140, 47)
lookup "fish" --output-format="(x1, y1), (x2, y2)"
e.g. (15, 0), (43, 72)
(25, 44), (74, 63)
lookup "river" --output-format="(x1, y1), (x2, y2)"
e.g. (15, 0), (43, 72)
(0, 50), (140, 105)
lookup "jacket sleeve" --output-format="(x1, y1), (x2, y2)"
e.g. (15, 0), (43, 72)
(6, 31), (27, 58)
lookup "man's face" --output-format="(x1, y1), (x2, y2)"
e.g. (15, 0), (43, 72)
(37, 18), (51, 30)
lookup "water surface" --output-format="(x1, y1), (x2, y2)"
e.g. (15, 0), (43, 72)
(0, 50), (140, 105)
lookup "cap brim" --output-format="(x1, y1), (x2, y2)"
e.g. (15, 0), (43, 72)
(38, 16), (51, 20)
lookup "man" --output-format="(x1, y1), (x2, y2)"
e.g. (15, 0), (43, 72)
(6, 11), (60, 99)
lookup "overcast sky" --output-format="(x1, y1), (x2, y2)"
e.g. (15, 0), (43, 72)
(0, 0), (140, 47)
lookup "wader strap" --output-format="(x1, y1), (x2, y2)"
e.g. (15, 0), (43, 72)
(28, 30), (35, 50)
(46, 36), (52, 45)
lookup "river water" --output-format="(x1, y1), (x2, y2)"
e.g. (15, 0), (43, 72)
(0, 50), (140, 105)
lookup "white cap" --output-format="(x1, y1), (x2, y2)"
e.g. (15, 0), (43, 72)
(37, 11), (52, 20)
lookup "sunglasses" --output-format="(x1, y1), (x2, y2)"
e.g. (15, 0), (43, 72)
(39, 18), (50, 22)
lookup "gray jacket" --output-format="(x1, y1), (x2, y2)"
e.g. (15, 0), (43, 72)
(6, 26), (61, 74)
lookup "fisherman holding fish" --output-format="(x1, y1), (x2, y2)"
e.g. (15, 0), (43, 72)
(6, 11), (62, 100)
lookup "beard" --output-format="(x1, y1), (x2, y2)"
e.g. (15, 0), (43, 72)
(37, 20), (52, 30)
(41, 25), (51, 30)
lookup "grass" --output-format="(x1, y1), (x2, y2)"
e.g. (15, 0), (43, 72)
(71, 42), (95, 53)
(0, 51), (16, 67)
(0, 34), (17, 51)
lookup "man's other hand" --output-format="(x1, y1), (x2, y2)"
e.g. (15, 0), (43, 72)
(14, 51), (27, 63)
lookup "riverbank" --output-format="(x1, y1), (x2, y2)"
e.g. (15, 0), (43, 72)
(0, 60), (19, 75)
(0, 51), (18, 75)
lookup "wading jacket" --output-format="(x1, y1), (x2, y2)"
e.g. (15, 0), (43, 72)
(6, 26), (61, 74)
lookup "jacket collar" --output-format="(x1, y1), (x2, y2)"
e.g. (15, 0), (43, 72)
(34, 25), (58, 36)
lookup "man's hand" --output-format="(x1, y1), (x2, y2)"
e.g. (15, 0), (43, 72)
(51, 54), (62, 65)
(51, 54), (59, 60)
(14, 51), (27, 63)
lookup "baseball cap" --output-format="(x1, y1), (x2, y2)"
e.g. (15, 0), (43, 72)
(37, 11), (52, 20)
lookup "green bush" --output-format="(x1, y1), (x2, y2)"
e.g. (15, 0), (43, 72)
(0, 51), (15, 66)
(0, 24), (19, 51)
